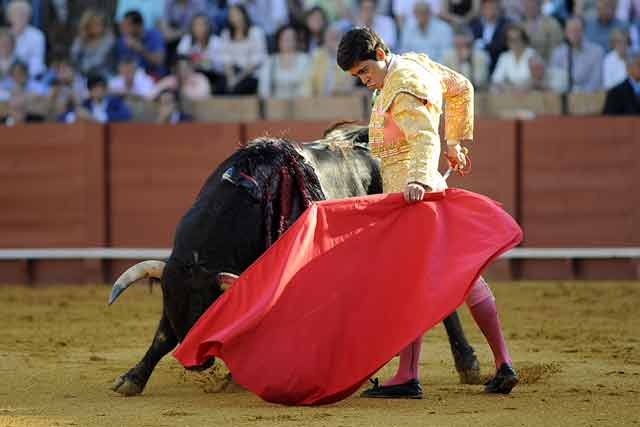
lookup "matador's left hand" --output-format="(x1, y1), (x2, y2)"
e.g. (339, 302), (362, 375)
(446, 142), (470, 175)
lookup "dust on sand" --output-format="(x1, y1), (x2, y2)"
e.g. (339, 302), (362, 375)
(0, 281), (639, 426)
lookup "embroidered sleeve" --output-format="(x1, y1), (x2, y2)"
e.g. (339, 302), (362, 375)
(433, 61), (474, 141)
(390, 92), (446, 190)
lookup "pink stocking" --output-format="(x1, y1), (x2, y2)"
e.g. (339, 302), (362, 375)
(383, 335), (422, 386)
(466, 277), (512, 369)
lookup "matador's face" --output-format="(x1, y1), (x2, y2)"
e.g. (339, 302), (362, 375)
(349, 48), (389, 91)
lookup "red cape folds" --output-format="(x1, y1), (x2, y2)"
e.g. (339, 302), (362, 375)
(173, 189), (522, 406)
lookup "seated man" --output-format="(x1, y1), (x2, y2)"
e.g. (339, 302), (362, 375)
(602, 52), (640, 115)
(59, 74), (132, 123)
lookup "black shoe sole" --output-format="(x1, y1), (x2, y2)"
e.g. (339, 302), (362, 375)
(485, 376), (519, 394)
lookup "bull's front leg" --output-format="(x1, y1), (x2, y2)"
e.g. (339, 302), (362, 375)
(442, 311), (481, 384)
(111, 312), (178, 396)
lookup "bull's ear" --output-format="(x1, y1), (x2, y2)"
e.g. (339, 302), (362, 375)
(217, 272), (239, 291)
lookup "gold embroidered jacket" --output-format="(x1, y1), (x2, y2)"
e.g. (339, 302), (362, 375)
(368, 53), (474, 192)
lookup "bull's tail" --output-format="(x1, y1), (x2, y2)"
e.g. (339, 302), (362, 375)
(109, 260), (166, 305)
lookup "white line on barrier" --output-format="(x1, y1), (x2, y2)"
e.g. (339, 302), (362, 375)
(0, 248), (639, 260)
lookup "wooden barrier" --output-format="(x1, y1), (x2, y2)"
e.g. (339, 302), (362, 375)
(0, 123), (106, 284)
(519, 116), (640, 279)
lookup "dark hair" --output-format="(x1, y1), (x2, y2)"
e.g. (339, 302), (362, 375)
(274, 24), (297, 53)
(190, 13), (212, 46)
(123, 10), (144, 27)
(227, 4), (252, 39)
(505, 23), (530, 46)
(337, 27), (389, 71)
(87, 73), (107, 89)
(119, 54), (138, 65)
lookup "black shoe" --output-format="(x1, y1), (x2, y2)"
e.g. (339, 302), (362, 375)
(484, 363), (519, 394)
(361, 378), (423, 399)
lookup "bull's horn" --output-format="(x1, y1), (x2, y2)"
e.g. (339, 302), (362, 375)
(218, 272), (239, 291)
(108, 260), (166, 305)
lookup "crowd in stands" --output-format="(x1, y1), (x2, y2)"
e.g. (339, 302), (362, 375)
(0, 0), (639, 127)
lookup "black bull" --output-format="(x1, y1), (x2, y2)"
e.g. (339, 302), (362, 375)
(108, 124), (480, 396)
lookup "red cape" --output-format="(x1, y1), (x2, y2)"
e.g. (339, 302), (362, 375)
(173, 189), (522, 405)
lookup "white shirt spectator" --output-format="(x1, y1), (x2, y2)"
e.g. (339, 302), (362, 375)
(398, 16), (453, 62)
(177, 34), (223, 72)
(258, 53), (311, 99)
(616, 0), (640, 22)
(491, 47), (537, 89)
(393, 0), (441, 25)
(218, 26), (267, 74)
(13, 25), (45, 77)
(109, 68), (156, 99)
(602, 50), (628, 89)
(353, 14), (397, 50)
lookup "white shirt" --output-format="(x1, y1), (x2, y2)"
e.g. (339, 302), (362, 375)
(491, 47), (537, 89)
(357, 14), (398, 50)
(177, 34), (223, 72)
(603, 50), (628, 89)
(91, 99), (109, 123)
(218, 26), (267, 72)
(393, 0), (441, 25)
(398, 17), (453, 63)
(13, 25), (46, 77)
(109, 68), (156, 99)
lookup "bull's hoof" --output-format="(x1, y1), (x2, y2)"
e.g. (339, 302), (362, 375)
(185, 357), (215, 372)
(455, 353), (482, 385)
(111, 373), (144, 396)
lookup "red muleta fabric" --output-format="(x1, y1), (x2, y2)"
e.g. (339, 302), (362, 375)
(173, 189), (523, 406)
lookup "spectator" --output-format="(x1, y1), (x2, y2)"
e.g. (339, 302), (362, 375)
(522, 0), (564, 61)
(305, 24), (355, 95)
(603, 28), (632, 89)
(491, 24), (538, 91)
(177, 13), (224, 93)
(439, 0), (481, 27)
(258, 24), (310, 99)
(218, 4), (267, 95)
(602, 51), (640, 113)
(501, 0), (524, 20)
(70, 10), (116, 77)
(60, 74), (132, 123)
(615, 0), (640, 22)
(305, 0), (355, 22)
(526, 52), (567, 91)
(238, 0), (289, 41)
(353, 0), (397, 50)
(574, 0), (598, 17)
(398, 1), (453, 63)
(160, 0), (207, 47)
(152, 55), (211, 100)
(44, 55), (87, 118)
(469, 0), (510, 73)
(109, 55), (156, 99)
(116, 10), (167, 78)
(6, 0), (45, 77)
(0, 60), (47, 99)
(392, 0), (441, 28)
(304, 6), (329, 52)
(550, 16), (605, 92)
(115, 0), (166, 29)
(0, 92), (44, 125)
(585, 0), (628, 52)
(540, 0), (572, 23)
(154, 88), (192, 123)
(207, 0), (231, 32)
(442, 27), (490, 89)
(0, 27), (15, 79)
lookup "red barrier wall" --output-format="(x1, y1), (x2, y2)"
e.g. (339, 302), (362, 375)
(519, 117), (640, 279)
(0, 123), (106, 284)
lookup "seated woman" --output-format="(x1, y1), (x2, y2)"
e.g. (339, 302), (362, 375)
(490, 24), (537, 92)
(305, 24), (356, 96)
(177, 13), (225, 93)
(217, 4), (267, 95)
(70, 10), (116, 77)
(258, 25), (311, 99)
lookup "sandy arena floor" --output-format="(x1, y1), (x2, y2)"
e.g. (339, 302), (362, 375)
(0, 281), (639, 426)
